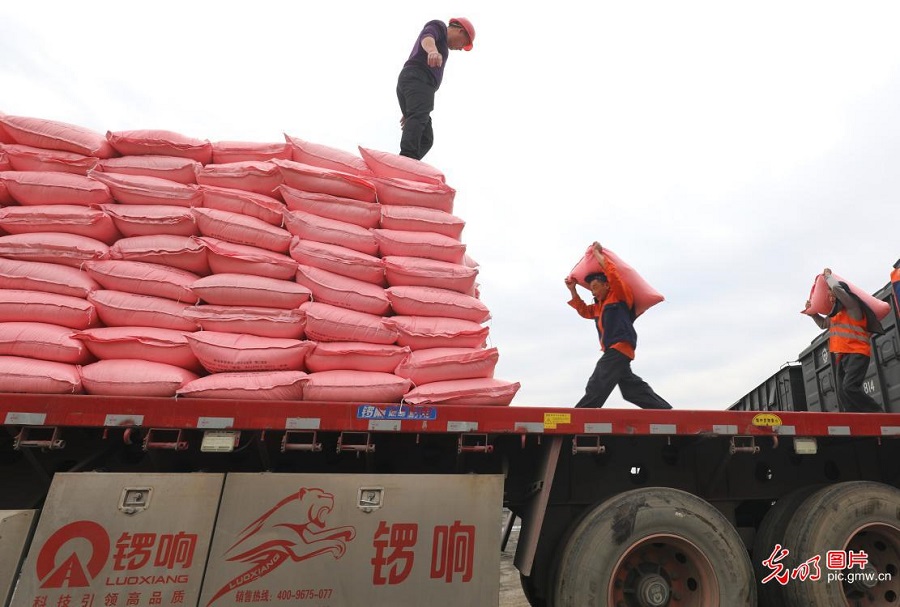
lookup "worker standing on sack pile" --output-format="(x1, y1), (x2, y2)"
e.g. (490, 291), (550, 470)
(804, 268), (884, 412)
(396, 17), (475, 160)
(565, 242), (673, 410)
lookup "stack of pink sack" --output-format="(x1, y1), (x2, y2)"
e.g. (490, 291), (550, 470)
(0, 114), (520, 405)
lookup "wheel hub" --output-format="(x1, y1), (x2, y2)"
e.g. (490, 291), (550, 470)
(850, 564), (879, 592)
(636, 573), (670, 606)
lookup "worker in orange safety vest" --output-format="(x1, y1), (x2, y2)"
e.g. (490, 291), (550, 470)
(805, 268), (884, 412)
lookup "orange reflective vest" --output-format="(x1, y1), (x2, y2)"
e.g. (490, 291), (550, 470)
(891, 266), (900, 318)
(828, 309), (871, 356)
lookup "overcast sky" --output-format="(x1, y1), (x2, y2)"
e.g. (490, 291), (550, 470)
(2, 2), (898, 409)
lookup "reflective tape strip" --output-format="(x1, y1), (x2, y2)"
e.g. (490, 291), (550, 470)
(584, 423), (613, 434)
(4, 412), (46, 425)
(515, 422), (544, 433)
(286, 417), (320, 430)
(197, 417), (234, 429)
(713, 425), (738, 435)
(104, 414), (144, 427)
(881, 426), (900, 436)
(828, 426), (851, 436)
(448, 421), (479, 432)
(776, 425), (797, 436)
(650, 424), (677, 434)
(368, 420), (401, 431)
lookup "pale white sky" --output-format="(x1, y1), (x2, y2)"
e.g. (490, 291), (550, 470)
(2, 2), (898, 409)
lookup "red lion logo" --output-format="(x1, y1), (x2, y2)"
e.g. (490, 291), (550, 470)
(206, 487), (356, 607)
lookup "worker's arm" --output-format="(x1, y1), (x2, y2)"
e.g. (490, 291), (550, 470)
(824, 269), (863, 321)
(565, 277), (599, 319)
(805, 301), (829, 330)
(421, 36), (442, 67)
(593, 242), (634, 308)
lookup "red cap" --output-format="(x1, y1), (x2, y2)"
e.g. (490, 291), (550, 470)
(449, 17), (475, 51)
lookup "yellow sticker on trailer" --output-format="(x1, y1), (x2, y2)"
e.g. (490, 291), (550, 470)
(752, 413), (783, 427)
(544, 413), (571, 429)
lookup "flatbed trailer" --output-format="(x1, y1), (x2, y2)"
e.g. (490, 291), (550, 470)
(3, 395), (900, 607)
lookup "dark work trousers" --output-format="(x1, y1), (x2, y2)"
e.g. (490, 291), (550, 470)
(836, 353), (882, 412)
(396, 68), (436, 160)
(575, 348), (673, 409)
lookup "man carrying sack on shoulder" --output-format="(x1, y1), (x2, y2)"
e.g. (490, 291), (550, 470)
(804, 268), (884, 413)
(565, 242), (672, 410)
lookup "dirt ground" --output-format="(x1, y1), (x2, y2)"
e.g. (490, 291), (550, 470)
(499, 513), (530, 607)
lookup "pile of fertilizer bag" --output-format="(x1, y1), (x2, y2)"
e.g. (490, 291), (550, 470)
(0, 113), (520, 406)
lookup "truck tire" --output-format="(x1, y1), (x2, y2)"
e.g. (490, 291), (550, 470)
(781, 481), (900, 607)
(552, 487), (756, 607)
(751, 485), (822, 607)
(520, 573), (547, 607)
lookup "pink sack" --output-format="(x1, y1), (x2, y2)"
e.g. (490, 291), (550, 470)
(109, 235), (210, 275)
(0, 115), (116, 158)
(303, 370), (411, 403)
(73, 326), (200, 370)
(305, 342), (411, 373)
(88, 171), (203, 207)
(184, 305), (305, 339)
(379, 205), (464, 240)
(1, 170), (112, 206)
(384, 316), (489, 350)
(195, 161), (283, 198)
(394, 347), (498, 385)
(285, 135), (372, 176)
(289, 239), (385, 285)
(79, 359), (198, 397)
(0, 233), (108, 268)
(186, 331), (314, 373)
(198, 237), (297, 280)
(283, 210), (378, 255)
(212, 141), (292, 164)
(803, 272), (892, 320)
(0, 290), (98, 329)
(358, 147), (445, 184)
(371, 177), (456, 212)
(302, 301), (398, 344)
(0, 205), (121, 244)
(94, 155), (200, 184)
(106, 129), (212, 163)
(3, 144), (98, 175)
(385, 285), (490, 323)
(567, 245), (665, 318)
(0, 258), (98, 298)
(193, 207), (292, 253)
(0, 150), (8, 170)
(0, 322), (92, 364)
(190, 273), (312, 309)
(84, 260), (200, 303)
(403, 378), (520, 406)
(383, 256), (478, 295)
(0, 180), (9, 205)
(273, 159), (377, 203)
(177, 370), (307, 400)
(101, 204), (199, 238)
(0, 356), (82, 393)
(374, 228), (466, 264)
(200, 185), (285, 226)
(295, 264), (390, 316)
(280, 184), (381, 228)
(88, 290), (196, 331)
